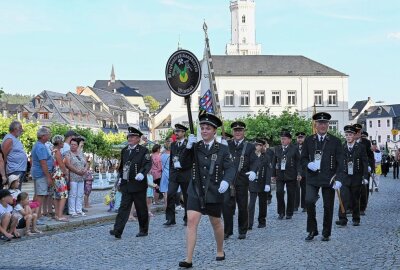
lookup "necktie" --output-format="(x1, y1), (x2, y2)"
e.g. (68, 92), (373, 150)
(178, 142), (181, 147)
(349, 146), (353, 152)
(205, 144), (209, 151)
(320, 136), (324, 143)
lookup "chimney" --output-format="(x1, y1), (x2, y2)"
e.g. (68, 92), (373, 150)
(76, 86), (85, 95)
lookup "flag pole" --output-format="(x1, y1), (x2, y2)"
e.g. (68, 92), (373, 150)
(203, 21), (225, 137)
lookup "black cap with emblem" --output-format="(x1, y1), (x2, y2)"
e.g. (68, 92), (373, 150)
(174, 124), (188, 132)
(280, 129), (292, 138)
(295, 132), (306, 137)
(361, 131), (369, 137)
(344, 125), (357, 134)
(353, 123), (362, 131)
(199, 112), (222, 128)
(255, 138), (266, 145)
(312, 112), (331, 122)
(127, 127), (143, 138)
(230, 121), (246, 130)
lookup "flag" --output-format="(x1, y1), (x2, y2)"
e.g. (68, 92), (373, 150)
(199, 89), (214, 114)
(199, 49), (215, 115)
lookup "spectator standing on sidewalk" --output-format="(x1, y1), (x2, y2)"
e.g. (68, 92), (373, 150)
(64, 138), (88, 217)
(150, 144), (163, 204)
(1, 121), (28, 190)
(31, 127), (53, 222)
(0, 147), (7, 189)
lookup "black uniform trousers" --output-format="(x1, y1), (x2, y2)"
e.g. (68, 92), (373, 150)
(166, 181), (189, 223)
(114, 190), (148, 235)
(393, 161), (399, 179)
(359, 182), (369, 212)
(223, 185), (248, 235)
(248, 191), (267, 228)
(338, 184), (361, 223)
(294, 177), (306, 210)
(305, 184), (335, 237)
(276, 180), (296, 217)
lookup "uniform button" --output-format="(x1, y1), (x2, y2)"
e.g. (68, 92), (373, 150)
(204, 166), (207, 169)
(203, 176), (206, 178)
(205, 157), (208, 159)
(202, 186), (205, 188)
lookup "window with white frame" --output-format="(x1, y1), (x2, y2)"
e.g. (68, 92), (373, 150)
(240, 91), (250, 106)
(328, 120), (338, 131)
(387, 119), (390, 127)
(314, 90), (323, 106)
(394, 134), (397, 141)
(369, 120), (372, 128)
(378, 135), (381, 143)
(255, 90), (265, 106)
(272, 91), (281, 105)
(328, 90), (338, 106)
(224, 91), (234, 106)
(287, 90), (296, 105)
(378, 120), (381, 127)
(387, 135), (391, 142)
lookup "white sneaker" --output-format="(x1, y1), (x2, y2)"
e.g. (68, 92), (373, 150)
(77, 212), (86, 217)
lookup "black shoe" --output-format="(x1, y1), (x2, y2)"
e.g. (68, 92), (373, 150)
(136, 232), (148, 237)
(224, 233), (232, 240)
(305, 231), (318, 241)
(257, 224), (266, 228)
(179, 261), (193, 268)
(294, 208), (299, 212)
(360, 211), (366, 216)
(163, 220), (176, 226)
(302, 208), (307, 212)
(286, 215), (292, 220)
(278, 214), (284, 220)
(238, 234), (246, 239)
(321, 235), (330, 241)
(0, 234), (11, 242)
(248, 226), (252, 230)
(335, 220), (347, 227)
(109, 230), (121, 239)
(216, 252), (225, 261)
(352, 221), (360, 226)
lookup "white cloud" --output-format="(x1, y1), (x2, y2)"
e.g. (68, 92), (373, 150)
(387, 32), (400, 40)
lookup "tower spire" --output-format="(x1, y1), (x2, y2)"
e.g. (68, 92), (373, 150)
(110, 64), (115, 83)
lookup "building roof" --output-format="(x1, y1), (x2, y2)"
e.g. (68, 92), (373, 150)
(93, 80), (171, 103)
(89, 87), (136, 111)
(211, 55), (347, 77)
(351, 100), (369, 113)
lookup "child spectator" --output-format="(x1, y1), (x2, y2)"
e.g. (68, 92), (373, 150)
(8, 175), (40, 213)
(0, 189), (19, 241)
(14, 192), (42, 236)
(147, 174), (158, 217)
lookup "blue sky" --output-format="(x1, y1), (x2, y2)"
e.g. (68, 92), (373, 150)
(0, 0), (399, 105)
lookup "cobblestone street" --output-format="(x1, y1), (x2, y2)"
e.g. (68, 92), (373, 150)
(1, 175), (400, 270)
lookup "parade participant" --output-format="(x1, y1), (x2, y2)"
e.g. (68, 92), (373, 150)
(353, 126), (374, 215)
(294, 132), (307, 212)
(178, 113), (235, 268)
(272, 130), (302, 220)
(301, 112), (344, 241)
(248, 138), (272, 229)
(264, 137), (274, 205)
(335, 125), (368, 227)
(393, 149), (400, 179)
(164, 124), (191, 226)
(109, 127), (151, 239)
(223, 121), (259, 240)
(371, 141), (382, 192)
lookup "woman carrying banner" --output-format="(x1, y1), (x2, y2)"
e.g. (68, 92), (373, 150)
(178, 112), (235, 268)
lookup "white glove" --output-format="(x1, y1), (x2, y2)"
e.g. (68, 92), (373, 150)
(174, 161), (182, 169)
(221, 139), (228, 146)
(186, 134), (197, 149)
(135, 173), (144, 181)
(246, 171), (257, 181)
(332, 181), (342, 190)
(307, 162), (318, 172)
(368, 166), (371, 172)
(264, 184), (271, 192)
(362, 179), (369, 185)
(218, 180), (229, 193)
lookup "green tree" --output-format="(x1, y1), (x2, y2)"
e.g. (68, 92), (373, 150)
(144, 95), (160, 113)
(0, 88), (4, 99)
(0, 90), (34, 104)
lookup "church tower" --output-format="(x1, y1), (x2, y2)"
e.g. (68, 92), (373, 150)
(226, 0), (261, 55)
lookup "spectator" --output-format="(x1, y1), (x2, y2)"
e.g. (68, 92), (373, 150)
(14, 192), (42, 236)
(150, 144), (163, 204)
(0, 146), (6, 189)
(64, 138), (88, 217)
(1, 120), (28, 190)
(146, 174), (158, 217)
(8, 174), (40, 215)
(0, 189), (19, 241)
(51, 135), (69, 222)
(31, 127), (53, 221)
(160, 139), (171, 209)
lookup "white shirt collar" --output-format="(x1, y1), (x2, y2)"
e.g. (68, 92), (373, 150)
(235, 138), (244, 145)
(203, 140), (214, 148)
